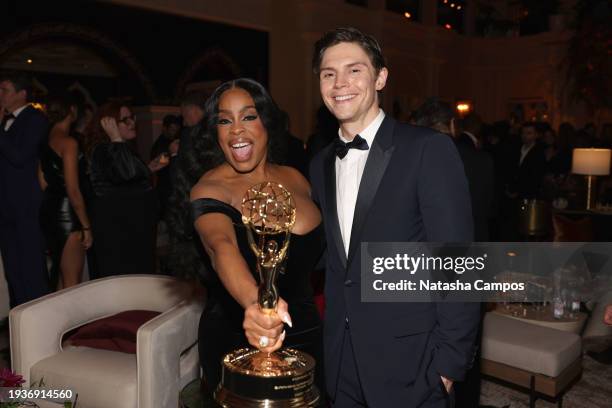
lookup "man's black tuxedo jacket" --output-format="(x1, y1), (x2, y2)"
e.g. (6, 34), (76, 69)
(508, 142), (546, 199)
(0, 105), (48, 222)
(309, 117), (480, 407)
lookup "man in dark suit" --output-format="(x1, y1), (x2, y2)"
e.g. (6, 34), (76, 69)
(0, 72), (50, 307)
(411, 99), (495, 242)
(309, 28), (480, 407)
(508, 122), (547, 199)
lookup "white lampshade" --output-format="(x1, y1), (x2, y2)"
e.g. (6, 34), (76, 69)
(571, 148), (611, 176)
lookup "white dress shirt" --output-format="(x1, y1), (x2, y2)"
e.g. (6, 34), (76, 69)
(519, 143), (534, 166)
(3, 104), (29, 131)
(336, 109), (385, 256)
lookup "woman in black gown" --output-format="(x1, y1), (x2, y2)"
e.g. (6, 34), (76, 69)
(190, 78), (325, 395)
(39, 93), (93, 289)
(82, 102), (167, 278)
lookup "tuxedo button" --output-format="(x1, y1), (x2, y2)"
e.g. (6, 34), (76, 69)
(345, 317), (349, 328)
(344, 279), (352, 287)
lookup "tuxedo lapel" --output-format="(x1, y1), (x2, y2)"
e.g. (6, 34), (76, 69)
(347, 117), (396, 264)
(323, 146), (347, 269)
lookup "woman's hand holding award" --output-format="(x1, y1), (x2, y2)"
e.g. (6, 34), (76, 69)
(214, 182), (319, 407)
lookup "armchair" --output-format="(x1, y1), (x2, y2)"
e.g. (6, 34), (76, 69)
(9, 274), (203, 408)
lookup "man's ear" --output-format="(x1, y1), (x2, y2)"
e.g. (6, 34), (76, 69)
(375, 67), (388, 91)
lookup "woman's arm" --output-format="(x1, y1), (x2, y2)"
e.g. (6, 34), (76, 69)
(191, 182), (289, 352)
(61, 138), (93, 249)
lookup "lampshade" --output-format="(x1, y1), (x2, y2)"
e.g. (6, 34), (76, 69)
(571, 148), (611, 176)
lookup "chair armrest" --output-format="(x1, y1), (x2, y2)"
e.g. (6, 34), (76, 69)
(136, 299), (203, 408)
(9, 289), (92, 385)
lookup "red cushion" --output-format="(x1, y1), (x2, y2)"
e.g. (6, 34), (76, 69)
(64, 310), (160, 354)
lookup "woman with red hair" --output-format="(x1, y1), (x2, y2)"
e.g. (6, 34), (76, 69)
(83, 102), (166, 278)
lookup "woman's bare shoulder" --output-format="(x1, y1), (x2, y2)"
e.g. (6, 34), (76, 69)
(190, 166), (232, 203)
(274, 165), (311, 194)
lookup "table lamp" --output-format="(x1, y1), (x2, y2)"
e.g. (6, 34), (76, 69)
(571, 148), (611, 210)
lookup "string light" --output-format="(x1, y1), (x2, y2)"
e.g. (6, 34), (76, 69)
(450, 3), (455, 8)
(457, 5), (462, 10)
(404, 12), (411, 19)
(445, 24), (452, 30)
(26, 59), (33, 64)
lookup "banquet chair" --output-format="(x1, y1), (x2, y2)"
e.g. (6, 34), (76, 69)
(9, 274), (203, 408)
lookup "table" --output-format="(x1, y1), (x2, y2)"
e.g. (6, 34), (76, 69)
(179, 379), (216, 408)
(492, 303), (587, 334)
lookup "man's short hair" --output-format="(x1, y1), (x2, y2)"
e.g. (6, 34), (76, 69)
(180, 91), (206, 111)
(411, 98), (455, 129)
(162, 114), (181, 128)
(0, 71), (33, 101)
(312, 27), (386, 75)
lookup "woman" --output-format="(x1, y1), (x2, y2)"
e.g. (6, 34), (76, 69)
(39, 93), (92, 289)
(190, 79), (324, 393)
(83, 102), (166, 278)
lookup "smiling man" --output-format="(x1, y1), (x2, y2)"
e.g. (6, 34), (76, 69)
(308, 28), (480, 407)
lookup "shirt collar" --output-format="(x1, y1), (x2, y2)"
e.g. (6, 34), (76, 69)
(10, 104), (29, 117)
(338, 109), (385, 147)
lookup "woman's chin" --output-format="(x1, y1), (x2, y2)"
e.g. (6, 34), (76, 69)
(229, 161), (257, 174)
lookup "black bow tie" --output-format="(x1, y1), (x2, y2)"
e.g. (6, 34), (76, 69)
(335, 134), (369, 159)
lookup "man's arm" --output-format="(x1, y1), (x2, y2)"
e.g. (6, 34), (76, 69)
(0, 112), (48, 167)
(417, 133), (480, 387)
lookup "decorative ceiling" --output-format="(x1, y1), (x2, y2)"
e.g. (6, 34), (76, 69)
(0, 41), (117, 78)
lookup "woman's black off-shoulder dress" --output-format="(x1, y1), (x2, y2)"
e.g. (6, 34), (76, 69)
(191, 197), (325, 395)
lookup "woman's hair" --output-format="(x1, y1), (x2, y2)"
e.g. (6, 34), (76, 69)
(46, 93), (77, 126)
(82, 101), (125, 157)
(164, 78), (288, 280)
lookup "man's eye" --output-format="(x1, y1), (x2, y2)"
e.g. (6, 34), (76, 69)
(351, 68), (361, 74)
(322, 72), (334, 79)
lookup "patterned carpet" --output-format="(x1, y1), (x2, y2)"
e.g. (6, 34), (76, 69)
(480, 353), (612, 408)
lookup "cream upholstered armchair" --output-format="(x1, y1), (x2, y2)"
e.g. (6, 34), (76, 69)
(9, 274), (203, 408)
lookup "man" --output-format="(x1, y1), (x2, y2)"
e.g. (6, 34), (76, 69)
(162, 91), (206, 277)
(171, 91), (206, 185)
(0, 72), (50, 307)
(411, 99), (495, 242)
(308, 28), (480, 407)
(508, 122), (546, 199)
(150, 114), (181, 217)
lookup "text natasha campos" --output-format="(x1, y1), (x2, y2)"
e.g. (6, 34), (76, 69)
(372, 279), (525, 292)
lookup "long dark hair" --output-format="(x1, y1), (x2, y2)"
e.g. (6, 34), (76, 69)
(164, 78), (287, 280)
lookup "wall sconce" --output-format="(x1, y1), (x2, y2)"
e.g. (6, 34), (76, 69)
(456, 101), (472, 116)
